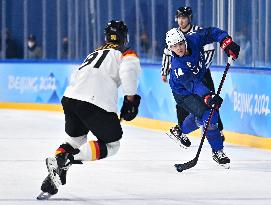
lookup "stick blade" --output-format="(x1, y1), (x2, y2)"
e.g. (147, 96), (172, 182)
(174, 158), (197, 172)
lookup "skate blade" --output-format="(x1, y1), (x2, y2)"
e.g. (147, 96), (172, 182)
(213, 158), (230, 169)
(36, 191), (52, 200)
(220, 163), (230, 169)
(166, 133), (188, 149)
(46, 158), (62, 188)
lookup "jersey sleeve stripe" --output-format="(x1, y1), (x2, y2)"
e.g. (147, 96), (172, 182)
(122, 50), (138, 58)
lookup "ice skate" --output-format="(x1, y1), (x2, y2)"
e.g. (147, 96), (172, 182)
(37, 175), (58, 200)
(212, 149), (230, 169)
(167, 125), (191, 148)
(46, 157), (63, 187)
(37, 144), (81, 200)
(37, 157), (72, 200)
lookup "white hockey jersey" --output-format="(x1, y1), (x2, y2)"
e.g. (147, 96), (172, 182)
(64, 43), (141, 114)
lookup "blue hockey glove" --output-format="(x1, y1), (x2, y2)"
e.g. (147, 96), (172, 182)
(120, 94), (141, 121)
(204, 94), (223, 109)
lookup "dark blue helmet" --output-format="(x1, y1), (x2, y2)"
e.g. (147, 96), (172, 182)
(175, 6), (193, 20)
(104, 20), (128, 45)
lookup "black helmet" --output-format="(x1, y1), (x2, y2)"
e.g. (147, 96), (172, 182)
(104, 20), (128, 45)
(175, 6), (193, 20)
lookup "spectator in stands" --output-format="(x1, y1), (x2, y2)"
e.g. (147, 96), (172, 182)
(139, 31), (150, 57)
(61, 36), (69, 59)
(6, 29), (20, 59)
(27, 34), (42, 59)
(235, 29), (251, 65)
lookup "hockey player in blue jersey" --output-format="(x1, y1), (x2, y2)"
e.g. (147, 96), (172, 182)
(162, 7), (225, 148)
(165, 27), (240, 167)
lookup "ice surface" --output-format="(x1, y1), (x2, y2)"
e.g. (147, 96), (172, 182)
(0, 109), (270, 205)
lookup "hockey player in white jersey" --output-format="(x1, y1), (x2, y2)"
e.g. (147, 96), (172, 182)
(37, 20), (141, 200)
(161, 6), (225, 148)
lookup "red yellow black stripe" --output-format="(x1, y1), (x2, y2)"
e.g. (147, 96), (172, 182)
(55, 147), (66, 155)
(122, 49), (138, 58)
(89, 141), (100, 160)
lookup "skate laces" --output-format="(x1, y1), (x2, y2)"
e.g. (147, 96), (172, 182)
(61, 159), (72, 170)
(215, 150), (227, 159)
(171, 125), (188, 141)
(171, 125), (180, 136)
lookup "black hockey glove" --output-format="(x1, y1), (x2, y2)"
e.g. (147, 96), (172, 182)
(204, 94), (223, 109)
(120, 94), (141, 121)
(220, 36), (240, 59)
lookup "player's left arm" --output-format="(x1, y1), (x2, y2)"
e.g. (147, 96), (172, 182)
(119, 49), (141, 121)
(119, 49), (141, 95)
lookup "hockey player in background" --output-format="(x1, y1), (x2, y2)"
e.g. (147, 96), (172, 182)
(161, 7), (225, 148)
(165, 26), (239, 167)
(37, 20), (141, 200)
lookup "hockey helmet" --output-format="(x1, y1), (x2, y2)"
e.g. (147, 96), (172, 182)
(175, 6), (193, 21)
(104, 20), (128, 45)
(166, 28), (187, 50)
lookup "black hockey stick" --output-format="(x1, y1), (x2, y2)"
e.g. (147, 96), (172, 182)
(175, 57), (233, 172)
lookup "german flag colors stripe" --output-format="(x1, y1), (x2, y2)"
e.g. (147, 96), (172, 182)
(89, 141), (101, 161)
(55, 147), (66, 155)
(122, 49), (138, 58)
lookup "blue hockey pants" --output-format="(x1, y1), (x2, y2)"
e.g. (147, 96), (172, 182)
(173, 93), (223, 151)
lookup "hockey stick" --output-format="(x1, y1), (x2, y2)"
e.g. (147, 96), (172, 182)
(175, 57), (233, 172)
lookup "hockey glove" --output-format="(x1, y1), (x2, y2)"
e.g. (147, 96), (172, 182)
(220, 36), (240, 59)
(204, 94), (223, 109)
(120, 94), (141, 121)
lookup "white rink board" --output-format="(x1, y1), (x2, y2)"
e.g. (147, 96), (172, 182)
(0, 109), (271, 205)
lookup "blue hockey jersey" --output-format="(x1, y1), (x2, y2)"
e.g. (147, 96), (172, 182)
(169, 27), (228, 97)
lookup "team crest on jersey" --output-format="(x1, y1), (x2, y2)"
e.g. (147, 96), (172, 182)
(187, 31), (196, 35)
(174, 68), (184, 78)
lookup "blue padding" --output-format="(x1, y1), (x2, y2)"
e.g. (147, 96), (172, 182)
(1, 62), (271, 139)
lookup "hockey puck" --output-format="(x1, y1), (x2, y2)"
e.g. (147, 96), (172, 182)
(174, 164), (184, 172)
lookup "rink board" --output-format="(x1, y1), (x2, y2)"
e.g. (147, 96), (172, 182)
(1, 62), (271, 149)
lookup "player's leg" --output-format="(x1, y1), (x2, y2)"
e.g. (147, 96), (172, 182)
(38, 97), (89, 199)
(179, 94), (207, 138)
(168, 105), (191, 148)
(181, 94), (230, 166)
(198, 110), (230, 167)
(181, 113), (199, 134)
(176, 104), (189, 125)
(170, 94), (208, 148)
(55, 97), (89, 169)
(203, 70), (225, 141)
(217, 112), (225, 141)
(70, 99), (123, 161)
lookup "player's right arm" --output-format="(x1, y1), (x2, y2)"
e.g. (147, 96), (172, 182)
(196, 27), (240, 59)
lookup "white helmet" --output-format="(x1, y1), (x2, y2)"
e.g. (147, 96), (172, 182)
(166, 28), (187, 49)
